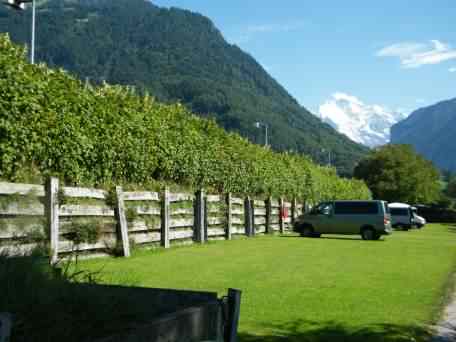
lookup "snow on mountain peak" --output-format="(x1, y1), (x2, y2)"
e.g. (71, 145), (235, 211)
(318, 93), (407, 147)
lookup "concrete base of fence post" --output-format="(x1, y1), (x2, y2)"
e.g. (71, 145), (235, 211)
(115, 186), (131, 257)
(46, 177), (59, 265)
(161, 188), (170, 248)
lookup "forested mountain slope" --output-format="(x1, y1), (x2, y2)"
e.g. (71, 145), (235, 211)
(391, 98), (456, 172)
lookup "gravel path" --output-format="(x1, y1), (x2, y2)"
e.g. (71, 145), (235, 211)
(432, 291), (456, 341)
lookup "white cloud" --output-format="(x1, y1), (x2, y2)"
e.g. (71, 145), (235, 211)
(232, 20), (305, 44)
(450, 67), (456, 73)
(376, 40), (456, 68)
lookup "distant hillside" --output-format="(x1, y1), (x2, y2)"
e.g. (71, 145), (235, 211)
(0, 0), (368, 175)
(391, 98), (456, 171)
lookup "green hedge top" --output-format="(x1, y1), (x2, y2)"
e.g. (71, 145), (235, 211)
(0, 34), (370, 201)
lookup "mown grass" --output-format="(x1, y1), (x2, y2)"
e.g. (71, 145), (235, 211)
(80, 223), (456, 341)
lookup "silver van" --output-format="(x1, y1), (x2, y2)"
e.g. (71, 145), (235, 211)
(294, 200), (392, 240)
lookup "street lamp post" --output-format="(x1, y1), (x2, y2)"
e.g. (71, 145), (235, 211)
(254, 121), (269, 147)
(4, 0), (35, 64)
(321, 148), (331, 167)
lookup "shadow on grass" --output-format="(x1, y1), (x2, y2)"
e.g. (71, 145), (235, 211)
(280, 235), (385, 242)
(0, 254), (217, 342)
(239, 319), (431, 342)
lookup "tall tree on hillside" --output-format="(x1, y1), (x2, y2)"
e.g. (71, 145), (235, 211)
(353, 144), (441, 204)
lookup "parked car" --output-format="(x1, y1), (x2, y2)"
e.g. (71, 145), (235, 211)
(388, 202), (425, 230)
(293, 200), (392, 240)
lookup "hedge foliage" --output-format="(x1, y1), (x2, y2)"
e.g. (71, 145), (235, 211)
(0, 34), (370, 201)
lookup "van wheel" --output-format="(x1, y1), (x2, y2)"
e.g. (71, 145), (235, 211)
(300, 225), (314, 238)
(361, 228), (375, 240)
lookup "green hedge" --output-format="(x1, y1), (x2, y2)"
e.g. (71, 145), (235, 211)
(0, 34), (370, 201)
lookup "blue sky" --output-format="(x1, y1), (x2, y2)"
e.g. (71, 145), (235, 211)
(153, 0), (455, 115)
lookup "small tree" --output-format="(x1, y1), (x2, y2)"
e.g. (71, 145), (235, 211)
(354, 144), (441, 204)
(446, 178), (456, 199)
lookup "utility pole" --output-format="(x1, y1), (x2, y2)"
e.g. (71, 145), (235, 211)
(4, 0), (36, 64)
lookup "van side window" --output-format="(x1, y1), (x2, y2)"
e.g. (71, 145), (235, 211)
(334, 202), (379, 215)
(316, 202), (332, 215)
(390, 208), (409, 216)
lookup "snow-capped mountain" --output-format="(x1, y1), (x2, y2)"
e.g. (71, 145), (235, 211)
(318, 93), (408, 147)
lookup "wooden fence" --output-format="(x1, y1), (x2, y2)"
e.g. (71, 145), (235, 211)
(0, 178), (307, 263)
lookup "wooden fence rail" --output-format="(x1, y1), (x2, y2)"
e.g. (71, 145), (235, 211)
(0, 178), (308, 263)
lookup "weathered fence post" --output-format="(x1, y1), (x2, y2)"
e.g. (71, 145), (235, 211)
(46, 177), (59, 265)
(115, 186), (130, 257)
(244, 196), (253, 237)
(226, 193), (232, 240)
(224, 288), (242, 342)
(292, 197), (297, 225)
(194, 189), (205, 243)
(161, 187), (170, 248)
(0, 312), (12, 342)
(279, 197), (285, 234)
(265, 197), (272, 234)
(250, 199), (256, 236)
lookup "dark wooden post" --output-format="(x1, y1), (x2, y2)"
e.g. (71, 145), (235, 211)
(226, 193), (232, 240)
(265, 197), (272, 234)
(244, 196), (253, 237)
(279, 197), (285, 234)
(194, 189), (205, 243)
(161, 187), (170, 248)
(46, 177), (59, 265)
(115, 186), (130, 257)
(224, 288), (242, 342)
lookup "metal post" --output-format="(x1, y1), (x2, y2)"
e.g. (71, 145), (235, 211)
(224, 289), (242, 342)
(31, 0), (35, 64)
(265, 124), (268, 147)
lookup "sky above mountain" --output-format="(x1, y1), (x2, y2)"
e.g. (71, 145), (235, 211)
(153, 0), (455, 116)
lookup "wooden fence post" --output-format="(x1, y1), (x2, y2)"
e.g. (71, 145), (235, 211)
(244, 196), (252, 237)
(292, 197), (297, 225)
(224, 288), (242, 342)
(195, 189), (205, 243)
(115, 186), (130, 257)
(251, 199), (256, 236)
(161, 187), (170, 248)
(226, 193), (232, 240)
(46, 177), (59, 265)
(265, 197), (272, 234)
(279, 197), (285, 234)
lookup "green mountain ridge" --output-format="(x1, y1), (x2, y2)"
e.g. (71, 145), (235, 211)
(0, 0), (368, 174)
(391, 97), (456, 172)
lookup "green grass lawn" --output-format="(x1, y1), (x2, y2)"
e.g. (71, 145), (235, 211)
(81, 224), (456, 341)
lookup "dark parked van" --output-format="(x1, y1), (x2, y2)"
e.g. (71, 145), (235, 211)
(294, 200), (392, 240)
